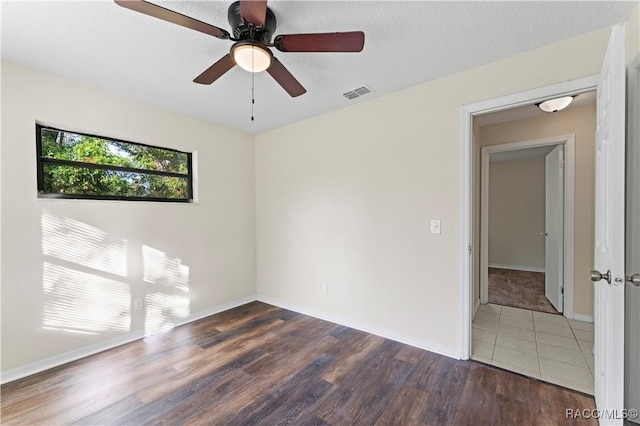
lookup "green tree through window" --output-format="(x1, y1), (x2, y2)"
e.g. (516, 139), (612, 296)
(36, 124), (192, 201)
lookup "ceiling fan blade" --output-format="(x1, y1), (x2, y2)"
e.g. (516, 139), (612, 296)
(274, 31), (365, 53)
(266, 58), (306, 97)
(193, 54), (236, 84)
(240, 0), (268, 26)
(115, 0), (230, 39)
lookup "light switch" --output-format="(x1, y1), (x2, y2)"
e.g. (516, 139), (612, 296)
(430, 219), (441, 234)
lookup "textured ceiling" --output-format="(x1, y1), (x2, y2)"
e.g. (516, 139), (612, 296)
(1, 1), (637, 134)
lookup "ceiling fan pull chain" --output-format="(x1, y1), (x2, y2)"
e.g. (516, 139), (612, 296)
(251, 46), (255, 121)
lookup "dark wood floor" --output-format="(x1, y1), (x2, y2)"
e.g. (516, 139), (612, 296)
(488, 268), (560, 314)
(1, 301), (596, 425)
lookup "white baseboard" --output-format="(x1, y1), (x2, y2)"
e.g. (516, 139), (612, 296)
(257, 294), (460, 360)
(488, 263), (545, 273)
(0, 294), (258, 385)
(474, 298), (481, 317)
(0, 331), (145, 386)
(572, 313), (593, 323)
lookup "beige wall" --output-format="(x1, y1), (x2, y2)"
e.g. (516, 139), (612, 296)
(488, 157), (546, 270)
(479, 105), (597, 317)
(1, 62), (257, 372)
(256, 27), (612, 354)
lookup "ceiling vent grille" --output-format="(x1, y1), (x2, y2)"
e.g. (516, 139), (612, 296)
(343, 85), (374, 100)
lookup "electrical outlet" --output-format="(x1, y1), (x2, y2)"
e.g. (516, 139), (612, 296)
(322, 284), (329, 295)
(133, 298), (144, 311)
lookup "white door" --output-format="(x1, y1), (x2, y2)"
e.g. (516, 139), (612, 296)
(593, 23), (626, 424)
(545, 145), (564, 312)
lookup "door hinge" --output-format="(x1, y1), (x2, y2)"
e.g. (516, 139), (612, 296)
(468, 245), (472, 254)
(561, 287), (564, 294)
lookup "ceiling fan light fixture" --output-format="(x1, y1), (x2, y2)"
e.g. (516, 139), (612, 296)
(537, 96), (574, 113)
(232, 42), (272, 73)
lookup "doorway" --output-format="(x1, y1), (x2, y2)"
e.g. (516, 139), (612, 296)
(460, 76), (599, 360)
(459, 77), (599, 394)
(462, 23), (628, 416)
(479, 136), (575, 317)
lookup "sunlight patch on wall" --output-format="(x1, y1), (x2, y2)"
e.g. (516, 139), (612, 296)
(143, 245), (189, 289)
(142, 245), (190, 336)
(42, 262), (130, 334)
(41, 209), (131, 335)
(41, 209), (127, 276)
(144, 293), (190, 335)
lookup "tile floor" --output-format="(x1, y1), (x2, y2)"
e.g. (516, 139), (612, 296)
(471, 303), (595, 395)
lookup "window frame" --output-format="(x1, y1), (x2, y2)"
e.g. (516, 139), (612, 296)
(35, 124), (193, 202)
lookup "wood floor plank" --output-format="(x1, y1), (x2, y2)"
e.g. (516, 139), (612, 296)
(1, 302), (599, 425)
(488, 267), (560, 314)
(137, 328), (279, 403)
(403, 348), (445, 391)
(419, 361), (470, 425)
(321, 332), (385, 384)
(298, 414), (332, 426)
(226, 354), (335, 426)
(117, 349), (265, 426)
(70, 393), (146, 426)
(451, 363), (500, 426)
(314, 340), (414, 425)
(201, 301), (277, 331)
(394, 344), (427, 365)
(375, 386), (430, 426)
(198, 313), (285, 349)
(239, 335), (336, 386)
(179, 373), (265, 425)
(179, 332), (340, 425)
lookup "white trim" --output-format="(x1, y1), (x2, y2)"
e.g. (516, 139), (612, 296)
(480, 134), (576, 318)
(191, 150), (199, 204)
(1, 330), (145, 386)
(480, 144), (489, 304)
(627, 54), (640, 277)
(257, 294), (460, 360)
(625, 54), (640, 422)
(460, 74), (599, 359)
(459, 106), (474, 360)
(0, 294), (257, 385)
(474, 298), (481, 317)
(573, 313), (594, 323)
(488, 263), (545, 273)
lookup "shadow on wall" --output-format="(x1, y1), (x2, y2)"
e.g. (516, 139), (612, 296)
(40, 209), (191, 337)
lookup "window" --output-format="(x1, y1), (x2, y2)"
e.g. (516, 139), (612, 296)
(36, 124), (193, 202)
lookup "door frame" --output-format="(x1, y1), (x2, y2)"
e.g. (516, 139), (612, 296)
(479, 136), (575, 317)
(459, 75), (598, 359)
(625, 52), (640, 422)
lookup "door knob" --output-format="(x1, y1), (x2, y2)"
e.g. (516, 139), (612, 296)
(627, 274), (640, 286)
(540, 232), (548, 237)
(591, 269), (611, 284)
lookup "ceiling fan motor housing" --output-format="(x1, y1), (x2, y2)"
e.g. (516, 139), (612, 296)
(227, 1), (277, 43)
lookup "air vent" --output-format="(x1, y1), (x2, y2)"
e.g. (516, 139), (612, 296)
(342, 84), (375, 100)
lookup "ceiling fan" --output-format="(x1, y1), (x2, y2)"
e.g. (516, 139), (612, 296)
(114, 0), (365, 97)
